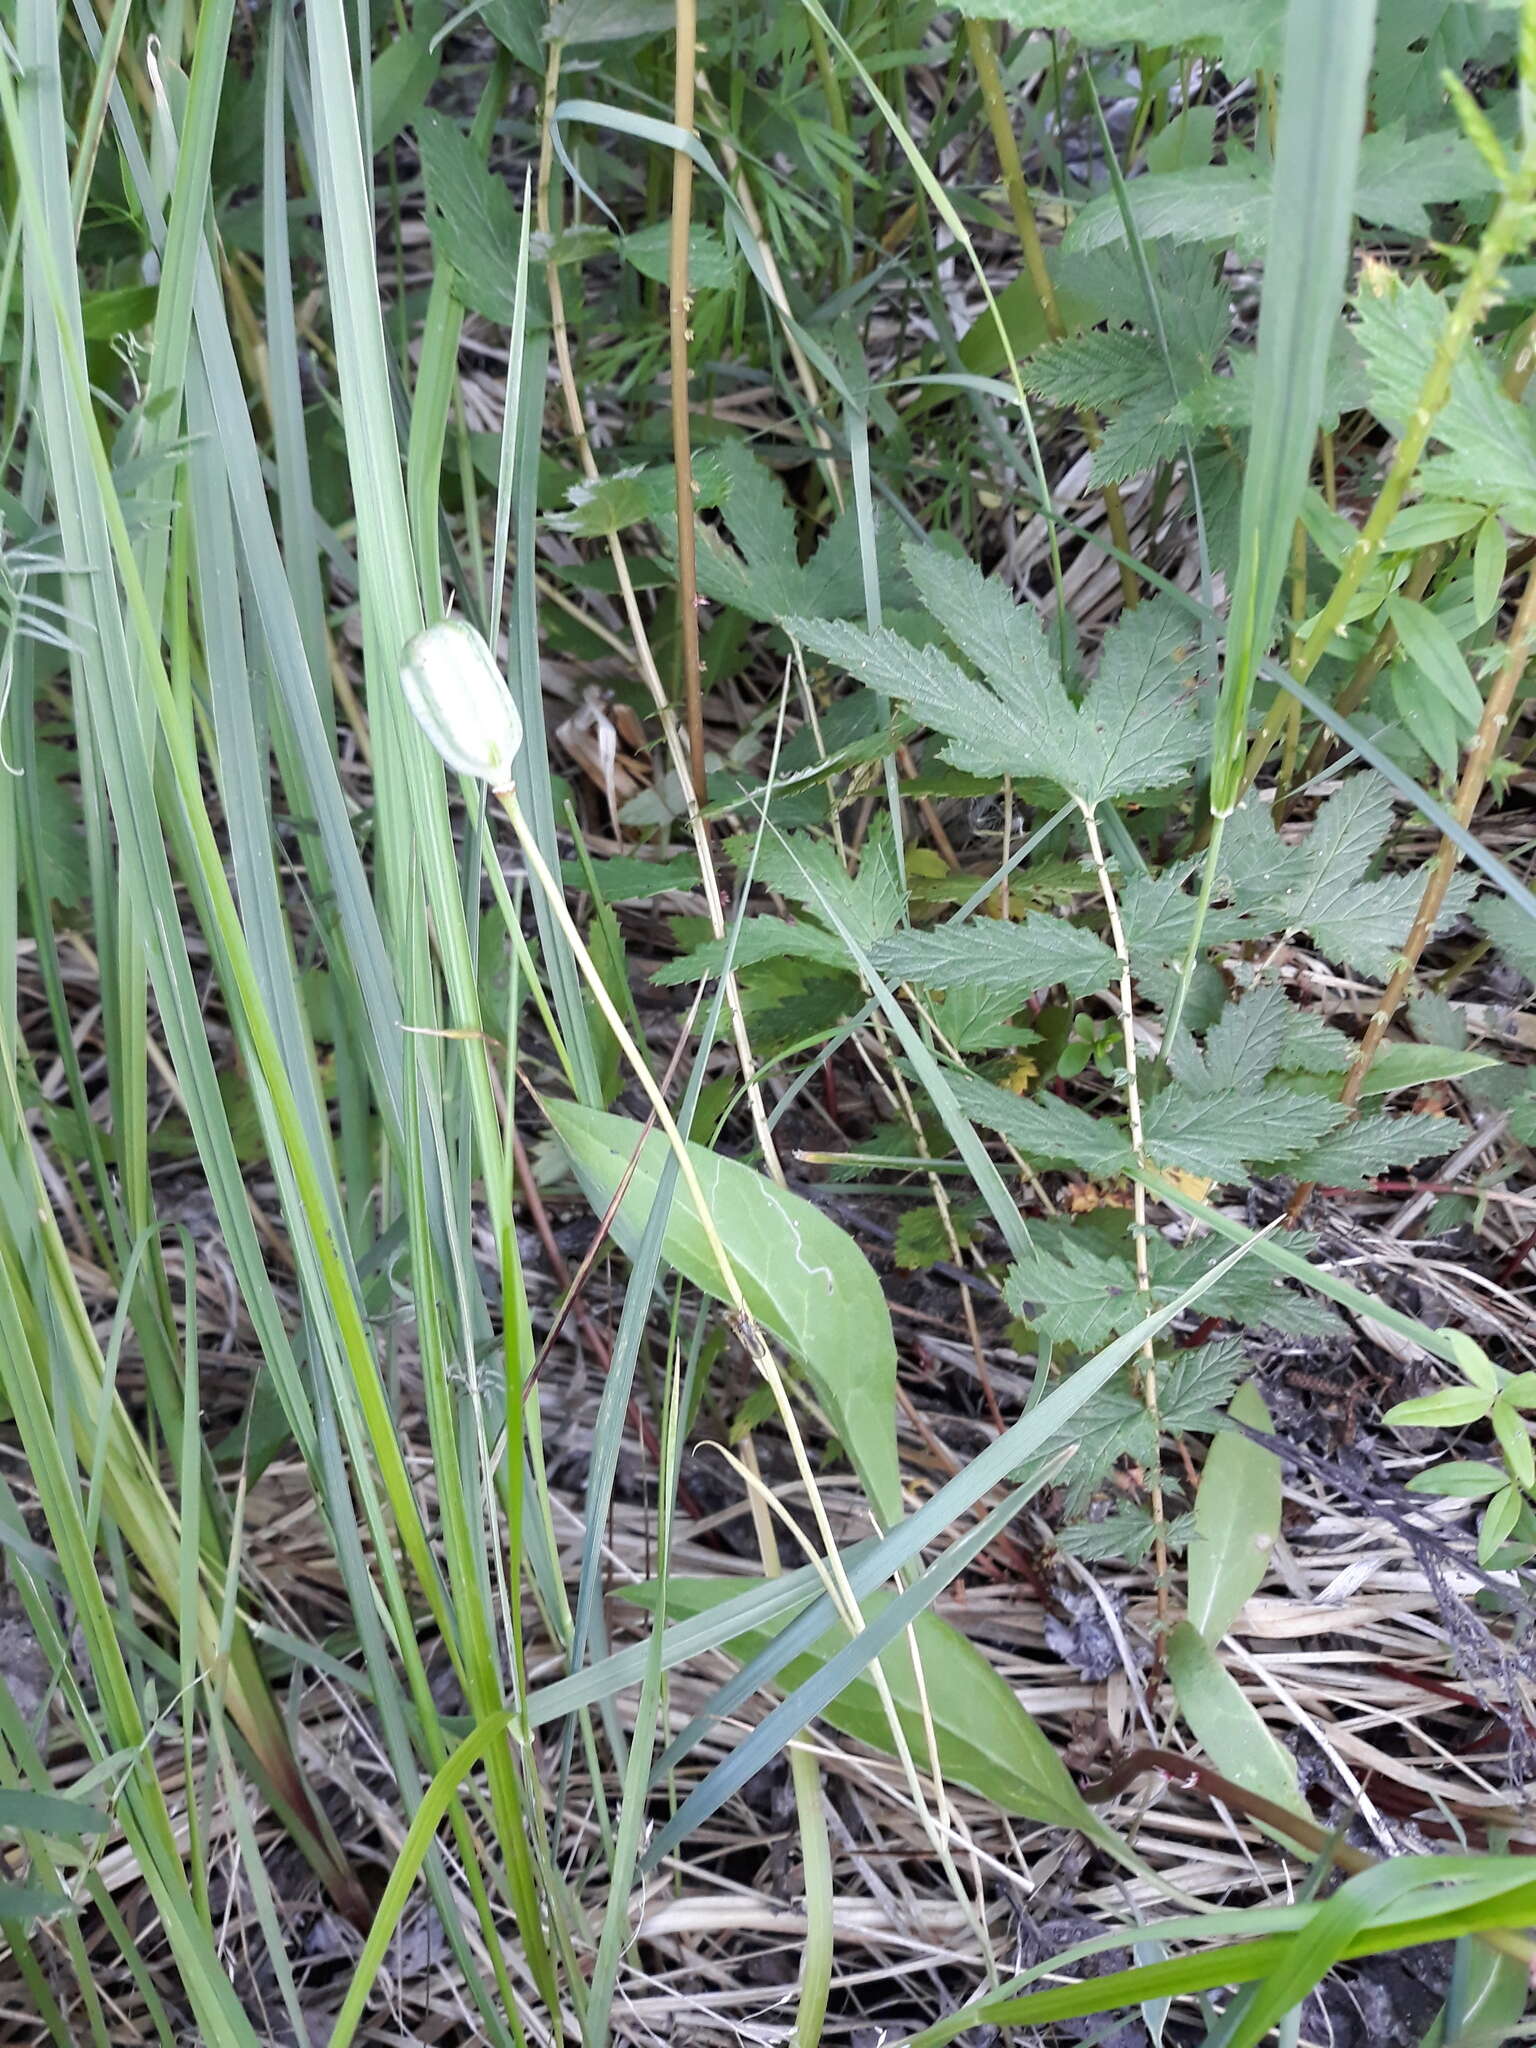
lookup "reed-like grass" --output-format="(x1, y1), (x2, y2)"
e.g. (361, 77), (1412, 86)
(3, 0), (1535, 2041)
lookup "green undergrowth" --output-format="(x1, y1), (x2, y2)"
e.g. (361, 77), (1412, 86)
(3, 0), (1536, 2041)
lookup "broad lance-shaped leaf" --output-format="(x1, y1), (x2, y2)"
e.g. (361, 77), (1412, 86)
(791, 544), (1203, 805)
(546, 1101), (902, 1526)
(1166, 1621), (1304, 1827)
(623, 1578), (1108, 1837)
(874, 911), (1117, 1002)
(1187, 1381), (1282, 1643)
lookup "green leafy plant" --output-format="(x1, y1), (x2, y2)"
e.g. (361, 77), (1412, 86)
(1391, 1336), (1536, 1565)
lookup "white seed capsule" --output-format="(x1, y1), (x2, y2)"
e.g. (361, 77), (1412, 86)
(399, 618), (523, 790)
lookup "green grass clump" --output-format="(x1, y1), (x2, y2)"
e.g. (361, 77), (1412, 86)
(3, 0), (1535, 2040)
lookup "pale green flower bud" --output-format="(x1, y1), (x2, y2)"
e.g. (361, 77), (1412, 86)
(399, 619), (523, 789)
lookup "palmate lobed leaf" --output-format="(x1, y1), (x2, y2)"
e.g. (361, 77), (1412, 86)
(1006, 1225), (1340, 1353)
(1355, 270), (1536, 531)
(791, 544), (1204, 806)
(1223, 781), (1477, 978)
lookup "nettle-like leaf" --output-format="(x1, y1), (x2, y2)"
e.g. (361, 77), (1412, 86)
(946, 1069), (1136, 1178)
(1048, 1337), (1248, 1522)
(1273, 1112), (1453, 1186)
(1478, 891), (1536, 982)
(873, 913), (1116, 1004)
(1222, 781), (1477, 979)
(1141, 1082), (1345, 1183)
(684, 444), (903, 625)
(1020, 327), (1165, 413)
(1068, 126), (1487, 258)
(1010, 1231), (1336, 1353)
(416, 110), (527, 324)
(1020, 248), (1232, 487)
(1166, 983), (1293, 1094)
(654, 820), (903, 988)
(791, 542), (1203, 807)
(956, 0), (1283, 74)
(1356, 270), (1536, 532)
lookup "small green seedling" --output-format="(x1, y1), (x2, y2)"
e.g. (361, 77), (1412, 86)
(1387, 1334), (1536, 1566)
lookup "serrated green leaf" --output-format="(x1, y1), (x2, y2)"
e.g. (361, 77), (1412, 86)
(1279, 1111), (1453, 1184)
(686, 445), (878, 624)
(894, 1203), (980, 1270)
(946, 1069), (1135, 1176)
(1187, 1383), (1281, 1642)
(956, 0), (1283, 72)
(1160, 1341), (1247, 1434)
(1356, 273), (1536, 532)
(1142, 1083), (1344, 1182)
(1121, 860), (1254, 971)
(873, 913), (1116, 1003)
(1067, 167), (1273, 258)
(622, 1578), (1104, 1832)
(1005, 1232), (1336, 1353)
(621, 221), (734, 291)
(1477, 889), (1536, 979)
(793, 564), (1202, 806)
(1068, 125), (1487, 258)
(1172, 983), (1292, 1094)
(546, 1101), (902, 1524)
(1088, 396), (1194, 487)
(1224, 782), (1476, 978)
(27, 741), (89, 911)
(548, 464), (677, 538)
(416, 110), (526, 324)
(1021, 327), (1165, 412)
(652, 915), (852, 986)
(1006, 1236), (1144, 1351)
(560, 852), (701, 901)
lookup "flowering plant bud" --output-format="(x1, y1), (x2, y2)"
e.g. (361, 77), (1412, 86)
(399, 619), (523, 789)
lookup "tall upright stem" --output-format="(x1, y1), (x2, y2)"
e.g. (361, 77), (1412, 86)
(1081, 803), (1169, 1630)
(670, 0), (706, 804)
